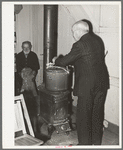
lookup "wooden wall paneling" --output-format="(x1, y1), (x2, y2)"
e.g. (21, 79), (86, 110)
(100, 5), (119, 28)
(105, 82), (119, 125)
(81, 5), (100, 33)
(36, 5), (44, 86)
(99, 32), (119, 78)
(99, 5), (120, 126)
(58, 5), (75, 56)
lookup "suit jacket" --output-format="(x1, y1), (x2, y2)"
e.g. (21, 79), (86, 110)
(55, 33), (110, 96)
(16, 51), (40, 74)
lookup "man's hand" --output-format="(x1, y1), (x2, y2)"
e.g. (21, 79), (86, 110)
(32, 70), (36, 76)
(52, 56), (58, 64)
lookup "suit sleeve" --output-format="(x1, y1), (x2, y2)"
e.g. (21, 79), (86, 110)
(16, 55), (23, 73)
(55, 42), (82, 67)
(32, 54), (40, 74)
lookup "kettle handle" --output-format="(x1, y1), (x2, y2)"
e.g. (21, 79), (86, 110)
(46, 64), (69, 74)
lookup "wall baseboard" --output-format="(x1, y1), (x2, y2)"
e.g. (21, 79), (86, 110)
(72, 105), (119, 136)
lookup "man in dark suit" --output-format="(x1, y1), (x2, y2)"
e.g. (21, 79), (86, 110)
(16, 41), (40, 95)
(16, 41), (40, 80)
(16, 41), (40, 135)
(53, 19), (110, 145)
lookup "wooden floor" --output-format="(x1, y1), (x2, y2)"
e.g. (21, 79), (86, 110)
(43, 106), (119, 146)
(18, 92), (119, 146)
(43, 127), (119, 146)
(43, 124), (119, 146)
(102, 128), (119, 145)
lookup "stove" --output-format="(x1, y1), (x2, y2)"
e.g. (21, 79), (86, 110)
(38, 5), (72, 134)
(38, 84), (71, 133)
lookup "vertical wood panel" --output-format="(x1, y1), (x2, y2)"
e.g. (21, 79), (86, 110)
(36, 5), (44, 86)
(31, 5), (44, 86)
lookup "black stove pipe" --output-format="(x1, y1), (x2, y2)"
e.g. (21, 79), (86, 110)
(43, 5), (58, 83)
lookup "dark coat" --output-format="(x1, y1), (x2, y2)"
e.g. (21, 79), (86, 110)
(55, 33), (110, 96)
(16, 51), (40, 74)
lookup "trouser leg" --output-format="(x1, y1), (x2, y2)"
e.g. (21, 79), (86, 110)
(92, 90), (107, 145)
(76, 94), (93, 145)
(34, 95), (40, 133)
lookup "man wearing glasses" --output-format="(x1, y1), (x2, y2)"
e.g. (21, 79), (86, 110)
(16, 41), (40, 135)
(16, 41), (40, 83)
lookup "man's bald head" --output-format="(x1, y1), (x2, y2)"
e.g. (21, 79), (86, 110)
(72, 20), (89, 33)
(72, 20), (89, 41)
(72, 19), (93, 41)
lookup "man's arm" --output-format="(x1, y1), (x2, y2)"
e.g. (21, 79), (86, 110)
(32, 53), (40, 81)
(16, 55), (23, 76)
(55, 42), (82, 67)
(32, 53), (40, 72)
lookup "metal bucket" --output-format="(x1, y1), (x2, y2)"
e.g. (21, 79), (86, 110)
(45, 66), (69, 92)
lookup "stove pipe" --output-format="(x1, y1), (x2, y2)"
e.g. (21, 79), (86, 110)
(43, 5), (58, 83)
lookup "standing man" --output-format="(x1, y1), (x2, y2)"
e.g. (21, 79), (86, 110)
(53, 19), (110, 145)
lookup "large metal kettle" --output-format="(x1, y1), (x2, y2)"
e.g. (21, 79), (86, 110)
(45, 63), (70, 92)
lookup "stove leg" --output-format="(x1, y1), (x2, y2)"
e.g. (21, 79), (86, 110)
(48, 125), (56, 136)
(65, 131), (70, 136)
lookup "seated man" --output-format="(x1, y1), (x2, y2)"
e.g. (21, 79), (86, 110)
(16, 41), (40, 134)
(16, 41), (40, 96)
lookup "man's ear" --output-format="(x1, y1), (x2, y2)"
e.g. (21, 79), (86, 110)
(59, 54), (64, 58)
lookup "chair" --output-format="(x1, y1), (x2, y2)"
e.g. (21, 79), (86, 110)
(14, 94), (43, 146)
